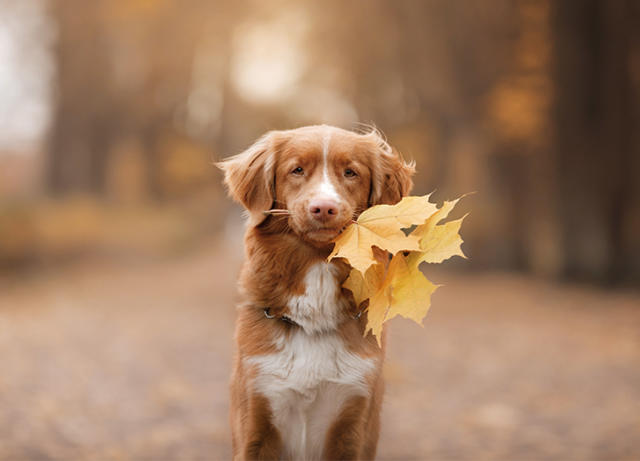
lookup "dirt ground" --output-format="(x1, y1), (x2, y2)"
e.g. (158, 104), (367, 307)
(0, 238), (638, 460)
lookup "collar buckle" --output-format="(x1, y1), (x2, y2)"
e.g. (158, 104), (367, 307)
(264, 308), (298, 327)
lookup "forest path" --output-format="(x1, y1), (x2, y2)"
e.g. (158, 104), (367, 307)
(0, 239), (638, 460)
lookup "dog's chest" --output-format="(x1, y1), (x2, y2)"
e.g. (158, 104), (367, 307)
(286, 261), (346, 334)
(247, 262), (375, 459)
(249, 331), (374, 458)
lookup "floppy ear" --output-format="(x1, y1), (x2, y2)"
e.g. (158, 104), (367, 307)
(216, 132), (278, 226)
(367, 131), (415, 206)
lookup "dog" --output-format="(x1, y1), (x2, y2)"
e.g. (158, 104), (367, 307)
(218, 125), (414, 460)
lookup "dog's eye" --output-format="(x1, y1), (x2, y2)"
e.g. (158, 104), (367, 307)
(344, 168), (357, 178)
(291, 167), (304, 176)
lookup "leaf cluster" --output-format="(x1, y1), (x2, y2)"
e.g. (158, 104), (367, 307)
(328, 194), (468, 345)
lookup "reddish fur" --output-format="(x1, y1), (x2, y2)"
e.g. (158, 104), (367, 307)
(219, 125), (413, 460)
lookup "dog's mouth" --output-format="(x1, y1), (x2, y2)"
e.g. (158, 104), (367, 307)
(303, 223), (349, 243)
(279, 204), (352, 245)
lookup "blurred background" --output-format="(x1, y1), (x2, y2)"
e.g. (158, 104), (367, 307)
(0, 0), (638, 459)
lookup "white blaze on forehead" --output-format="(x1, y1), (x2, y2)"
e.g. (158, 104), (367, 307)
(317, 130), (341, 201)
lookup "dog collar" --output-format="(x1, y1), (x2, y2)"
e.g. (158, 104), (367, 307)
(263, 308), (299, 327)
(263, 306), (364, 328)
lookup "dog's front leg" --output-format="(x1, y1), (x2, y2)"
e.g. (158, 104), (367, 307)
(242, 394), (282, 461)
(323, 395), (368, 461)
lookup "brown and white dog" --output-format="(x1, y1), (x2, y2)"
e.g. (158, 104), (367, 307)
(218, 125), (414, 461)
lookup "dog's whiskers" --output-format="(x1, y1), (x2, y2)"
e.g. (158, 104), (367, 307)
(263, 208), (292, 216)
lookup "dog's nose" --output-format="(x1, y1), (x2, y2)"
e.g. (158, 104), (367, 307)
(309, 199), (339, 221)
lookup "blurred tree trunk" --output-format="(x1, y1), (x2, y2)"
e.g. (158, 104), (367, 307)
(46, 1), (114, 195)
(600, 1), (640, 283)
(552, 0), (637, 282)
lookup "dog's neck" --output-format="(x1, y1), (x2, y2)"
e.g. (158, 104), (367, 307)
(240, 224), (353, 334)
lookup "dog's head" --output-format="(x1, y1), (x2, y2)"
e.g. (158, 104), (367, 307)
(218, 125), (414, 244)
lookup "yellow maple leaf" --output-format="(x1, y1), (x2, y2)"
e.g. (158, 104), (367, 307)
(335, 193), (468, 345)
(328, 195), (438, 273)
(407, 197), (468, 266)
(343, 262), (385, 308)
(386, 254), (439, 325)
(365, 283), (393, 344)
(349, 254), (438, 346)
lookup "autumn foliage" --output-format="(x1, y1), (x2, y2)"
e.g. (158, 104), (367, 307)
(329, 194), (468, 344)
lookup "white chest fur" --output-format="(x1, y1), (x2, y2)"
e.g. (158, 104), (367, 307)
(246, 262), (375, 460)
(286, 262), (346, 334)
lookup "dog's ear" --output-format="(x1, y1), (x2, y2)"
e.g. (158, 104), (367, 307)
(367, 130), (415, 206)
(217, 132), (280, 226)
